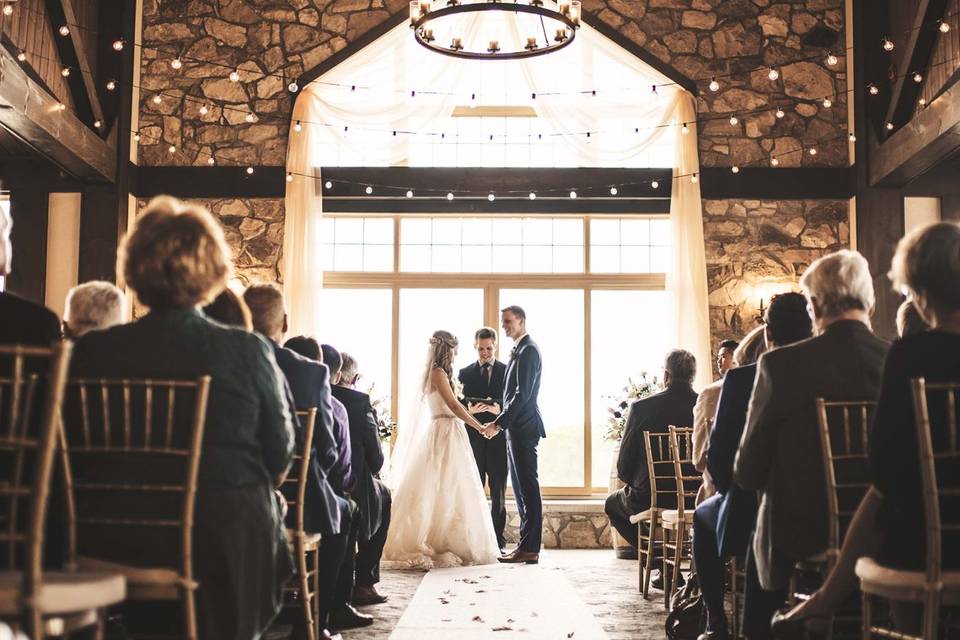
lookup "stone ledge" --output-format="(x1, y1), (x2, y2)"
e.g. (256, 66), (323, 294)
(501, 499), (610, 550)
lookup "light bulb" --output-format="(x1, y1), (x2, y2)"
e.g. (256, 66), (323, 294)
(610, 187), (618, 195)
(809, 147), (818, 155)
(288, 82), (299, 93)
(681, 123), (689, 135)
(152, 94), (162, 105)
(886, 122), (895, 130)
(731, 165), (740, 174)
(406, 190), (414, 198)
(826, 53), (838, 66)
(848, 132), (856, 142)
(207, 157), (215, 165)
(106, 80), (116, 91)
(199, 105), (209, 115)
(61, 67), (70, 77)
(245, 112), (255, 123)
(94, 120), (102, 128)
(940, 21), (951, 33)
(869, 84), (879, 95)
(2, 5), (13, 16)
(286, 173), (293, 182)
(229, 69), (240, 82)
(768, 67), (779, 81)
(113, 39), (124, 51)
(365, 185), (373, 195)
(528, 192), (536, 200)
(651, 181), (659, 189)
(133, 133), (141, 142)
(16, 51), (26, 62)
(882, 38), (894, 52)
(487, 193), (496, 202)
(294, 121), (302, 132)
(822, 98), (832, 108)
(58, 102), (66, 111)
(324, 181), (333, 189)
(709, 78), (720, 92)
(569, 190), (577, 199)
(913, 72), (923, 83)
(59, 25), (70, 36)
(691, 173), (699, 183)
(775, 108), (785, 119)
(168, 144), (176, 154)
(447, 192), (455, 201)
(729, 116), (738, 125)
(771, 157), (780, 166)
(919, 97), (927, 107)
(246, 166), (255, 175)
(171, 58), (182, 70)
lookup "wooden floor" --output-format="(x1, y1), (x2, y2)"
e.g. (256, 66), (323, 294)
(348, 549), (669, 639)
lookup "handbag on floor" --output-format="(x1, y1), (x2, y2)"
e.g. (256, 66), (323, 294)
(665, 571), (706, 640)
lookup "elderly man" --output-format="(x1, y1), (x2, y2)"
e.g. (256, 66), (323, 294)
(0, 205), (60, 344)
(692, 339), (739, 498)
(606, 349), (698, 559)
(64, 281), (126, 339)
(734, 250), (889, 639)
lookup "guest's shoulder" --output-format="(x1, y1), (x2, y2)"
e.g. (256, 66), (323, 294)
(723, 363), (758, 388)
(631, 387), (671, 409)
(332, 384), (368, 403)
(0, 291), (60, 338)
(274, 343), (329, 378)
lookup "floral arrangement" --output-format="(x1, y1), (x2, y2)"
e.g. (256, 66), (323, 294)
(451, 376), (464, 400)
(366, 382), (398, 444)
(604, 372), (661, 442)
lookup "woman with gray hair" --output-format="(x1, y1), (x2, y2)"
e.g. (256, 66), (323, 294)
(798, 249), (876, 334)
(69, 196), (295, 639)
(63, 281), (126, 338)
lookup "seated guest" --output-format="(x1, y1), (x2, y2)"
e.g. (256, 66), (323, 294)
(772, 222), (960, 636)
(63, 281), (126, 339)
(735, 324), (767, 368)
(693, 294), (812, 640)
(330, 354), (391, 607)
(692, 339), (739, 498)
(605, 349), (698, 553)
(285, 335), (321, 361)
(896, 298), (928, 338)
(0, 204), (60, 344)
(70, 196), (294, 639)
(203, 287), (252, 330)
(338, 352), (359, 388)
(242, 285), (370, 632)
(734, 250), (889, 638)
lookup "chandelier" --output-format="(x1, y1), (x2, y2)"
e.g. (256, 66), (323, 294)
(410, 0), (582, 60)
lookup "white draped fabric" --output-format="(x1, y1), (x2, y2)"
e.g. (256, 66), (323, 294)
(284, 14), (712, 387)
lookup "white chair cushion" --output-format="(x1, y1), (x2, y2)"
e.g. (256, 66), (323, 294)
(856, 557), (960, 605)
(662, 510), (693, 525)
(286, 529), (321, 550)
(76, 556), (196, 601)
(0, 571), (125, 616)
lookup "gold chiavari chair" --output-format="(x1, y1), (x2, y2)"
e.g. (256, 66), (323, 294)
(662, 426), (699, 610)
(0, 344), (125, 639)
(856, 379), (960, 640)
(278, 409), (321, 640)
(60, 376), (210, 640)
(630, 431), (677, 599)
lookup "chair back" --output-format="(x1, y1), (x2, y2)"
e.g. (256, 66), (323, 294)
(59, 376), (210, 583)
(815, 398), (876, 564)
(909, 379), (960, 588)
(644, 430), (678, 510)
(279, 409), (317, 536)
(668, 427), (700, 521)
(0, 343), (72, 631)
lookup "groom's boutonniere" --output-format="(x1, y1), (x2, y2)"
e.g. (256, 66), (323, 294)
(510, 345), (519, 361)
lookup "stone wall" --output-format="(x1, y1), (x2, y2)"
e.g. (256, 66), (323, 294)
(704, 198), (850, 342)
(503, 503), (612, 549)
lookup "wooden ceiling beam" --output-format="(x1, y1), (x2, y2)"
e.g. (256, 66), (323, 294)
(44, 0), (105, 128)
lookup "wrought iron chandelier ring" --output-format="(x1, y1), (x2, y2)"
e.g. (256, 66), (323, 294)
(410, 1), (580, 61)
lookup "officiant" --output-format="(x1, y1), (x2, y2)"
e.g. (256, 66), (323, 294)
(458, 327), (508, 550)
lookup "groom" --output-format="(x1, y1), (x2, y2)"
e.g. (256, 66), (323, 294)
(482, 305), (545, 564)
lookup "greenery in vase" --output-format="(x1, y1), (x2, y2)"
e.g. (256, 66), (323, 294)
(366, 382), (397, 444)
(604, 372), (661, 442)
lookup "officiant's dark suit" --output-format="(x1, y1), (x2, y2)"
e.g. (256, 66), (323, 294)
(331, 384), (391, 588)
(494, 334), (545, 553)
(605, 382), (697, 548)
(459, 358), (508, 548)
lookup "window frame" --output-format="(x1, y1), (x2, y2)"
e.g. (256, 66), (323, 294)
(322, 212), (667, 497)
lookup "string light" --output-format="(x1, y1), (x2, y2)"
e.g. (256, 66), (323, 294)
(168, 144), (176, 154)
(826, 53), (838, 66)
(106, 80), (116, 91)
(286, 172), (293, 182)
(882, 37), (895, 51)
(771, 157), (780, 166)
(691, 173), (699, 183)
(61, 67), (70, 77)
(112, 39), (124, 51)
(775, 107), (785, 119)
(609, 187), (618, 195)
(569, 190), (578, 199)
(809, 147), (818, 155)
(365, 185), (373, 194)
(886, 122), (895, 130)
(325, 181), (333, 189)
(868, 84), (880, 95)
(729, 116), (738, 125)
(919, 97), (928, 107)
(246, 166), (255, 175)
(171, 58), (183, 70)
(294, 121), (302, 132)
(199, 105), (209, 115)
(229, 69), (241, 82)
(651, 180), (659, 189)
(822, 97), (832, 108)
(207, 157), (215, 165)
(133, 132), (140, 141)
(731, 165), (740, 174)
(406, 190), (414, 198)
(59, 25), (70, 36)
(681, 123), (689, 135)
(447, 192), (455, 200)
(940, 20), (951, 33)
(848, 132), (856, 142)
(488, 193), (496, 201)
(94, 120), (102, 128)
(913, 71), (923, 83)
(245, 112), (256, 123)
(288, 82), (299, 93)
(152, 94), (162, 104)
(16, 51), (26, 62)
(768, 67), (780, 81)
(2, 4), (12, 16)
(529, 192), (536, 200)
(708, 78), (720, 92)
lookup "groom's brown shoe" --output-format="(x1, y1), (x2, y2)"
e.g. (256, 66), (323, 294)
(498, 549), (539, 564)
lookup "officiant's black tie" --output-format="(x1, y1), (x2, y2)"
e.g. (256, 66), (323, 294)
(482, 362), (491, 387)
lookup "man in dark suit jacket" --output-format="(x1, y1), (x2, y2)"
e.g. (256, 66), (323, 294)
(693, 293), (812, 640)
(0, 207), (61, 345)
(331, 357), (391, 607)
(459, 327), (508, 549)
(734, 251), (889, 639)
(605, 349), (698, 550)
(243, 285), (371, 634)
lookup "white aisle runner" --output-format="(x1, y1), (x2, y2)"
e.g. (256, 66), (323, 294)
(389, 560), (609, 639)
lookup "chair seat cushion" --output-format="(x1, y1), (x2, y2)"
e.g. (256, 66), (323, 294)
(0, 571), (126, 616)
(855, 557), (960, 605)
(77, 556), (196, 601)
(662, 510), (693, 525)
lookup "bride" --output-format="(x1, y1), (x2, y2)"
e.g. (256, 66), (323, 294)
(383, 330), (501, 569)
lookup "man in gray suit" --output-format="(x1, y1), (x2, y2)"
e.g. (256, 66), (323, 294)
(733, 250), (889, 639)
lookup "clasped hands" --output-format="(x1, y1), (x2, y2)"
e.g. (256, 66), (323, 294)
(479, 422), (501, 439)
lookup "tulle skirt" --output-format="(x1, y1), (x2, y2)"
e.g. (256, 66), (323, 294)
(383, 415), (500, 569)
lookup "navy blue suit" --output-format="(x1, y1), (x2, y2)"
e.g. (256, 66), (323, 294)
(693, 364), (759, 625)
(495, 335), (545, 552)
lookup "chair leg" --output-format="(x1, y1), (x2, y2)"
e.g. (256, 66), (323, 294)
(184, 588), (199, 640)
(643, 519), (657, 599)
(671, 525), (685, 605)
(638, 522), (646, 594)
(861, 591), (871, 640)
(300, 548), (316, 640)
(662, 528), (672, 610)
(922, 592), (938, 640)
(92, 610), (106, 640)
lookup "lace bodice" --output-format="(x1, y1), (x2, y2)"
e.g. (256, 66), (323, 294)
(426, 388), (456, 418)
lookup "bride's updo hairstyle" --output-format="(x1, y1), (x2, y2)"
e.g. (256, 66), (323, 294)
(429, 330), (459, 377)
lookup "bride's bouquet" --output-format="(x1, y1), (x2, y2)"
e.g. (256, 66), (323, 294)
(604, 372), (661, 441)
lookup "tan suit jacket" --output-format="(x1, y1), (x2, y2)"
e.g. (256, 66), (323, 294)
(692, 378), (724, 498)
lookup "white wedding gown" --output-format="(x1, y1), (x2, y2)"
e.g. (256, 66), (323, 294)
(383, 388), (501, 569)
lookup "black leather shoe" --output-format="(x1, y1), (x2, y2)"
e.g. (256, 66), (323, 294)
(770, 611), (830, 639)
(353, 584), (388, 606)
(651, 569), (685, 591)
(615, 546), (639, 560)
(328, 604), (374, 630)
